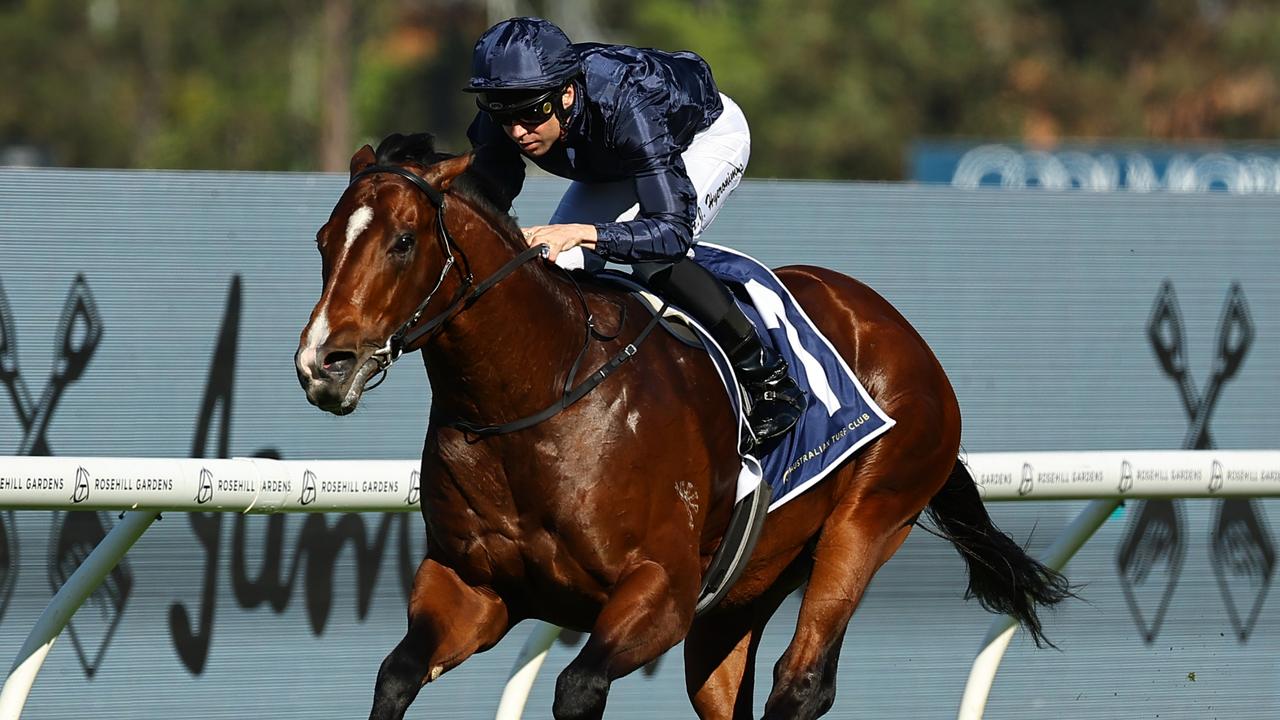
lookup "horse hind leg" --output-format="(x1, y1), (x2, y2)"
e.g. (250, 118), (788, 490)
(369, 557), (510, 720)
(763, 494), (916, 720)
(684, 607), (761, 720)
(553, 560), (697, 720)
(684, 560), (800, 720)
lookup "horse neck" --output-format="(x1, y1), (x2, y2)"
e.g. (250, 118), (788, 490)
(421, 199), (586, 421)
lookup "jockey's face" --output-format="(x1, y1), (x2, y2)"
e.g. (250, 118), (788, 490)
(503, 84), (574, 158)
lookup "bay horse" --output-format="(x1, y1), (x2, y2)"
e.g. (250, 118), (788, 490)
(294, 133), (1071, 720)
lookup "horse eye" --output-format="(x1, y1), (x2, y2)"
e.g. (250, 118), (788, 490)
(392, 232), (415, 253)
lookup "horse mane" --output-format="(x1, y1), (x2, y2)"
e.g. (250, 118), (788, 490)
(372, 132), (523, 241)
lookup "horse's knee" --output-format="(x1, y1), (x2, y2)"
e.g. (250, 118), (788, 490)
(595, 561), (694, 674)
(369, 559), (509, 719)
(553, 662), (611, 720)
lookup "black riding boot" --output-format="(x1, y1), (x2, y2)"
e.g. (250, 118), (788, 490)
(632, 257), (807, 448)
(709, 308), (808, 448)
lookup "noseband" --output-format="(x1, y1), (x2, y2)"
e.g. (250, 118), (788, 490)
(345, 163), (664, 436)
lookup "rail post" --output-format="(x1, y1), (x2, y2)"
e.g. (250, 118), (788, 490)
(0, 510), (160, 720)
(956, 498), (1121, 720)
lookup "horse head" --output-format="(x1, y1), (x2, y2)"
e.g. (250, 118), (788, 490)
(295, 133), (482, 415)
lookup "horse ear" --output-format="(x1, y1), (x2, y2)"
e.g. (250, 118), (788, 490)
(425, 153), (474, 191)
(349, 144), (376, 178)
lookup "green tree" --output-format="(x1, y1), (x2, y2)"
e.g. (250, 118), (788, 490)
(2, 0), (1278, 177)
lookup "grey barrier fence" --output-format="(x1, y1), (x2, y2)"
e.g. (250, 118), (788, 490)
(0, 168), (1277, 718)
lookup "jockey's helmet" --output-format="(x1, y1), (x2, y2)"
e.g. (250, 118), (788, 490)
(464, 17), (580, 125)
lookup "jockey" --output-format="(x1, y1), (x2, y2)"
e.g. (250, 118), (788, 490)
(464, 17), (806, 446)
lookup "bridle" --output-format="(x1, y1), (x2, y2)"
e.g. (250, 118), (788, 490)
(344, 162), (664, 436)
(350, 164), (546, 372)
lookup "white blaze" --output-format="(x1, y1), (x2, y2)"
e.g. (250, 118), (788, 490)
(298, 205), (374, 381)
(297, 315), (330, 382)
(345, 205), (374, 249)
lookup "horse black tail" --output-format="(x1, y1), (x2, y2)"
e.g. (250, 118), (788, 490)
(924, 458), (1075, 648)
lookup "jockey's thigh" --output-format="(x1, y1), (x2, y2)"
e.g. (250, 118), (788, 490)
(549, 93), (751, 272)
(683, 93), (751, 237)
(632, 257), (737, 326)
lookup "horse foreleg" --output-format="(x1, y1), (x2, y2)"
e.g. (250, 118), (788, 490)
(369, 556), (510, 720)
(763, 499), (914, 720)
(553, 560), (695, 720)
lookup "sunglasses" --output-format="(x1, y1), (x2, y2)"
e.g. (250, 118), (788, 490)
(477, 90), (559, 127)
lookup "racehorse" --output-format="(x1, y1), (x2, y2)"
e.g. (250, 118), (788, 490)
(294, 133), (1072, 720)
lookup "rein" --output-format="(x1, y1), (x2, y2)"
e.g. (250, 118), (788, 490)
(347, 163), (664, 436)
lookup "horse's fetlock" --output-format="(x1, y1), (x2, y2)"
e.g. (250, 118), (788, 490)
(370, 644), (430, 720)
(765, 666), (834, 720)
(553, 664), (611, 720)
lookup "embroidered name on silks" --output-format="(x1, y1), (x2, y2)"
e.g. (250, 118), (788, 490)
(704, 163), (744, 211)
(780, 412), (872, 483)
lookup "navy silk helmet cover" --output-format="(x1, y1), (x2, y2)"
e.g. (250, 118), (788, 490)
(465, 17), (581, 92)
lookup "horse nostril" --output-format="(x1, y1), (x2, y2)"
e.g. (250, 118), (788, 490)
(321, 349), (358, 379)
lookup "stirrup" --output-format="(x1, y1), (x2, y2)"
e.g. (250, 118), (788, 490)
(746, 378), (806, 445)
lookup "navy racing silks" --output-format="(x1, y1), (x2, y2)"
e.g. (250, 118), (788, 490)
(468, 42), (725, 264)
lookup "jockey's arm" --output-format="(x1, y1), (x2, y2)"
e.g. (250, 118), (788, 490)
(591, 107), (697, 264)
(466, 112), (526, 211)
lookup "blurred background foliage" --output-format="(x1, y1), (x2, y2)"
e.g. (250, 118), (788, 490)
(2, 0), (1277, 178)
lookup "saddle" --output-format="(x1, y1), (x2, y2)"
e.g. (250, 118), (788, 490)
(587, 242), (897, 612)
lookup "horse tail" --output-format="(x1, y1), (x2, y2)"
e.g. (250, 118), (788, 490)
(923, 458), (1075, 648)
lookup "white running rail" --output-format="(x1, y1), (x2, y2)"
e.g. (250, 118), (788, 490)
(2, 450), (1279, 719)
(0, 456), (422, 719)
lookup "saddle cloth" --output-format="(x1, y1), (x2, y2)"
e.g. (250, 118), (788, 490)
(597, 243), (895, 512)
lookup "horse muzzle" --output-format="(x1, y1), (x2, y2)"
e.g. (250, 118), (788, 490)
(295, 346), (381, 416)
